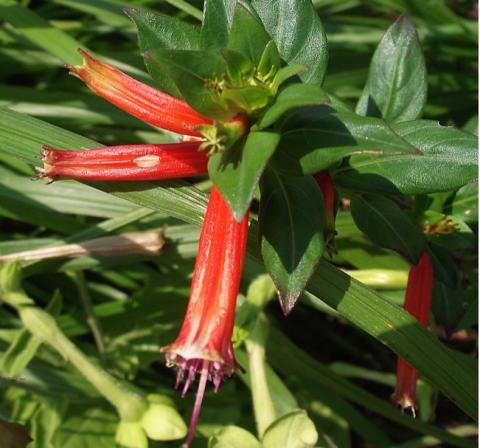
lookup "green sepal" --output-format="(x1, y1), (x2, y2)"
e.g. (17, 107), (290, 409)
(257, 41), (281, 82)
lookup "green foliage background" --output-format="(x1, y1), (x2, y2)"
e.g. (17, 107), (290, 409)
(0, 1), (477, 447)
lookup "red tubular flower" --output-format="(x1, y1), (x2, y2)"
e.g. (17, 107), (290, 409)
(393, 251), (433, 414)
(66, 49), (213, 136)
(162, 187), (249, 446)
(37, 143), (207, 181)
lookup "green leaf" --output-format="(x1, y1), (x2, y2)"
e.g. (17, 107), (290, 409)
(0, 109), (476, 420)
(350, 194), (426, 264)
(0, 330), (41, 377)
(55, 407), (117, 448)
(255, 84), (329, 130)
(432, 281), (469, 334)
(270, 65), (307, 91)
(448, 183), (478, 223)
(141, 400), (186, 441)
(356, 15), (427, 123)
(262, 410), (318, 448)
(29, 398), (67, 448)
(209, 426), (262, 448)
(144, 49), (230, 120)
(228, 4), (271, 65)
(126, 8), (200, 98)
(259, 170), (325, 314)
(221, 85), (272, 113)
(252, 0), (328, 85)
(334, 120), (478, 195)
(209, 131), (280, 221)
(201, 0), (237, 49)
(272, 106), (417, 175)
(0, 2), (82, 64)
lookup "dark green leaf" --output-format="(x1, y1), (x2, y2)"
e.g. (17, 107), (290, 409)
(356, 15), (427, 123)
(145, 49), (230, 120)
(432, 280), (469, 334)
(252, 0), (328, 85)
(255, 84), (329, 130)
(126, 8), (200, 97)
(428, 243), (458, 289)
(272, 106), (417, 175)
(209, 131), (280, 221)
(334, 120), (478, 195)
(201, 0), (237, 49)
(228, 4), (271, 65)
(259, 170), (325, 314)
(350, 194), (426, 264)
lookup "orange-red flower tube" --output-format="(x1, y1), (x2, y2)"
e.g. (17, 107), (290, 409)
(38, 143), (207, 181)
(67, 49), (213, 136)
(162, 187), (249, 446)
(393, 251), (433, 413)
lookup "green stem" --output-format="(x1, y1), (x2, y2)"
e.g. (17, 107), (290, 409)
(70, 271), (106, 356)
(245, 314), (277, 437)
(2, 290), (147, 422)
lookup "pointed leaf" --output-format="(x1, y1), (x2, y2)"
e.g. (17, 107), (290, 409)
(209, 131), (280, 221)
(145, 49), (230, 120)
(228, 4), (271, 65)
(255, 84), (329, 130)
(126, 8), (200, 98)
(201, 0), (237, 49)
(273, 106), (418, 175)
(356, 15), (427, 123)
(350, 194), (426, 264)
(252, 0), (328, 85)
(259, 170), (325, 314)
(334, 120), (478, 195)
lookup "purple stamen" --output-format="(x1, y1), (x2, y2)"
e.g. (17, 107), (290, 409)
(184, 360), (210, 447)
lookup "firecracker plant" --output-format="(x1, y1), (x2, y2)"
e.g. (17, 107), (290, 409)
(0, 1), (477, 447)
